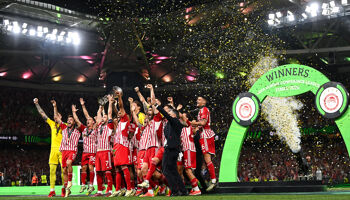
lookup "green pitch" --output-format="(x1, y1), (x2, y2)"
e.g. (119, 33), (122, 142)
(1, 186), (350, 199)
(1, 195), (350, 200)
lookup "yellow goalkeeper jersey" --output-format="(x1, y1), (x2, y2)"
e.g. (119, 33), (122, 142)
(46, 118), (63, 150)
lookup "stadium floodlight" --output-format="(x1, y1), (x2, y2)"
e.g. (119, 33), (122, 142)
(305, 2), (319, 17)
(29, 29), (36, 36)
(3, 19), (9, 26)
(37, 31), (43, 37)
(330, 1), (336, 8)
(66, 37), (72, 43)
(71, 32), (80, 45)
(302, 13), (307, 19)
(37, 26), (43, 32)
(22, 29), (27, 34)
(22, 23), (27, 29)
(43, 27), (49, 33)
(52, 28), (58, 35)
(12, 21), (21, 34)
(276, 11), (282, 18)
(332, 6), (340, 13)
(342, 0), (348, 6)
(287, 11), (295, 22)
(7, 25), (12, 31)
(269, 13), (275, 19)
(60, 31), (66, 36)
(57, 35), (64, 41)
(268, 19), (274, 25)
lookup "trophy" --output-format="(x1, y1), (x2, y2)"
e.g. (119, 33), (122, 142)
(98, 95), (109, 106)
(112, 86), (123, 98)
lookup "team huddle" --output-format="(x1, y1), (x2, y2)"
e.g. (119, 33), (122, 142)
(33, 84), (217, 197)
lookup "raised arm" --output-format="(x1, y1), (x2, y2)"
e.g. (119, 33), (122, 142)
(135, 87), (149, 113)
(72, 105), (82, 127)
(167, 97), (175, 108)
(51, 100), (62, 124)
(33, 98), (48, 121)
(96, 105), (103, 125)
(115, 91), (125, 116)
(147, 84), (159, 114)
(80, 98), (91, 119)
(107, 94), (114, 120)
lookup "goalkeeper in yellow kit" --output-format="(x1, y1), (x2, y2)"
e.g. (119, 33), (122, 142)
(33, 98), (64, 197)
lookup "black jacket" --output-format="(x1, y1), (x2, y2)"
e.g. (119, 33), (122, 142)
(156, 105), (184, 149)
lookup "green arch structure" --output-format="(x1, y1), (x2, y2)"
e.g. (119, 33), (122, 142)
(219, 64), (350, 183)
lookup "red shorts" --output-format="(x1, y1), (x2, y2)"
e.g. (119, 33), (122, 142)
(154, 147), (164, 161)
(183, 150), (196, 169)
(62, 151), (77, 168)
(113, 144), (130, 166)
(144, 147), (158, 166)
(95, 150), (113, 171)
(199, 137), (215, 155)
(81, 153), (96, 166)
(137, 150), (146, 169)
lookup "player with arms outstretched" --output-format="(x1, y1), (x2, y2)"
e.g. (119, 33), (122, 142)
(33, 98), (64, 197)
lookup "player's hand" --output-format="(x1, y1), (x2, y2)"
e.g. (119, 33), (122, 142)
(128, 97), (133, 102)
(51, 100), (56, 107)
(146, 84), (153, 89)
(79, 98), (85, 105)
(107, 94), (114, 103)
(167, 97), (173, 103)
(147, 97), (151, 104)
(33, 98), (39, 104)
(72, 104), (78, 112)
(134, 87), (139, 93)
(155, 99), (161, 106)
(131, 105), (136, 112)
(176, 104), (183, 111)
(191, 120), (197, 126)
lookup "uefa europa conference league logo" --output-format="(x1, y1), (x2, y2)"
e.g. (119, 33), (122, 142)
(232, 65), (349, 126)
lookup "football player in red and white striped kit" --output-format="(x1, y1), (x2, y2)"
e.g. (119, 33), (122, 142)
(92, 94), (115, 197)
(180, 113), (201, 196)
(137, 84), (163, 197)
(110, 91), (134, 197)
(191, 96), (217, 191)
(72, 98), (98, 195)
(53, 100), (81, 198)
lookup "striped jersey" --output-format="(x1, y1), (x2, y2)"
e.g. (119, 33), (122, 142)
(144, 113), (163, 149)
(114, 114), (130, 147)
(79, 124), (97, 154)
(59, 123), (81, 152)
(197, 107), (215, 138)
(180, 126), (196, 152)
(97, 120), (114, 151)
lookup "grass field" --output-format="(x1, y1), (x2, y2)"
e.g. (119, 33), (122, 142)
(1, 185), (350, 199)
(1, 194), (350, 200)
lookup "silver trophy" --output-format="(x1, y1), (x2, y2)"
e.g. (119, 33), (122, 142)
(112, 86), (123, 97)
(98, 95), (109, 106)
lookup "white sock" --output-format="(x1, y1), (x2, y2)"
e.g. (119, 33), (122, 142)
(50, 188), (55, 192)
(97, 191), (102, 194)
(211, 179), (217, 184)
(145, 180), (149, 184)
(89, 184), (93, 187)
(193, 186), (199, 191)
(148, 189), (154, 194)
(82, 184), (85, 186)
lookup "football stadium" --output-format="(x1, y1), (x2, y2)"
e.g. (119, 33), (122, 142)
(1, 0), (350, 199)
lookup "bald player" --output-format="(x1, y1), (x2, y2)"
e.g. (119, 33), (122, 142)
(33, 98), (64, 197)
